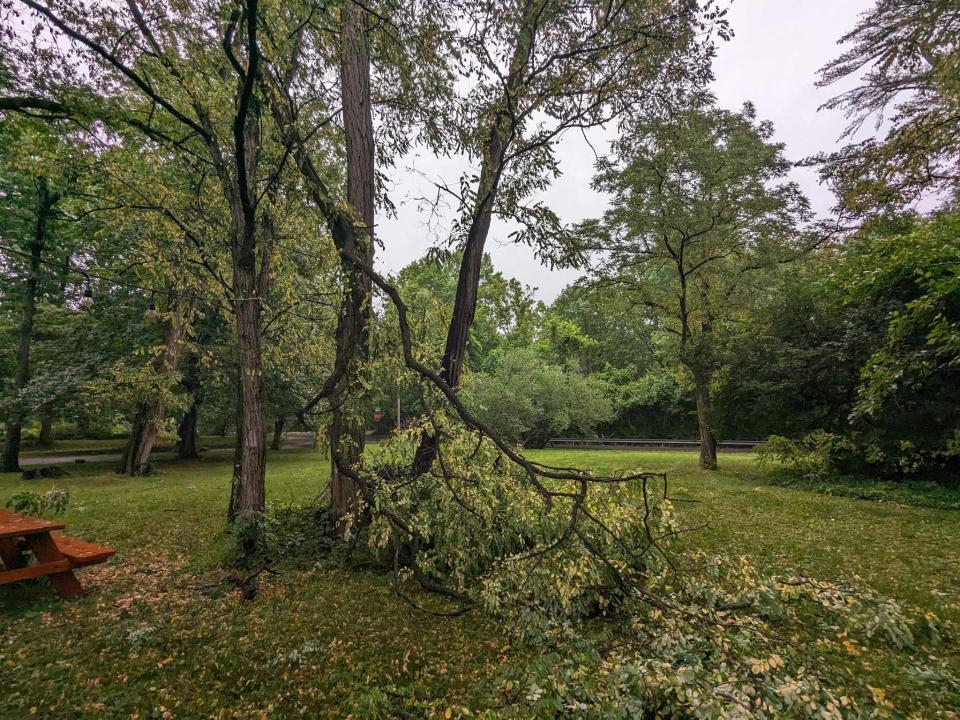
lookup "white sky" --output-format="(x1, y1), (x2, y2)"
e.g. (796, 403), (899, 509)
(376, 0), (875, 302)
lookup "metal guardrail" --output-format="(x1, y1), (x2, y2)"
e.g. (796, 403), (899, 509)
(547, 438), (763, 450)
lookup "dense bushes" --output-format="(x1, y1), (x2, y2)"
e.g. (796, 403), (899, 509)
(749, 213), (960, 481)
(463, 348), (612, 448)
(758, 429), (960, 483)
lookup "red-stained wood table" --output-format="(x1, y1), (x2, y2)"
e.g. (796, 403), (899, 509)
(0, 508), (114, 598)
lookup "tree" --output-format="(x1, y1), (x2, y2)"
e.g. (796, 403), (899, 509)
(711, 255), (882, 440)
(385, 252), (537, 372)
(0, 118), (73, 471)
(582, 97), (810, 469)
(541, 282), (657, 375)
(114, 289), (194, 475)
(328, 0), (377, 528)
(840, 211), (960, 474)
(813, 0), (960, 216)
(4, 0), (294, 522)
(463, 347), (611, 448)
(386, 0), (716, 478)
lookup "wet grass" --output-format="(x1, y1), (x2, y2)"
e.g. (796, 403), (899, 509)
(1, 448), (957, 718)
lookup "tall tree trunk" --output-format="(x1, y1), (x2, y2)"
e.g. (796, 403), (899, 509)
(229, 283), (268, 518)
(226, 209), (273, 521)
(38, 413), (55, 448)
(176, 350), (201, 459)
(270, 415), (285, 451)
(116, 406), (157, 476)
(116, 298), (191, 476)
(177, 403), (200, 459)
(329, 0), (376, 528)
(3, 177), (57, 473)
(224, 30), (272, 524)
(692, 371), (718, 470)
(410, 2), (540, 477)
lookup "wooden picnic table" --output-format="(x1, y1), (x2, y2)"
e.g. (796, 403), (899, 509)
(0, 508), (114, 599)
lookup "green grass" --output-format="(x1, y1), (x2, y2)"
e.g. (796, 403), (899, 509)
(1, 448), (958, 718)
(530, 450), (960, 617)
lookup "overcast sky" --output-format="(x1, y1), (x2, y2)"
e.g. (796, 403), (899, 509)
(376, 0), (875, 302)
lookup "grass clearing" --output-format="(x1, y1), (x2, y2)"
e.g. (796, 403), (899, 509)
(1, 448), (958, 718)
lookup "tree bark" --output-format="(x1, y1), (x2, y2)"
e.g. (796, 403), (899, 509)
(176, 350), (201, 459)
(225, 204), (273, 521)
(228, 279), (268, 518)
(410, 2), (540, 477)
(328, 0), (376, 528)
(177, 403), (200, 459)
(3, 177), (58, 473)
(693, 370), (718, 470)
(223, 27), (272, 523)
(38, 413), (55, 448)
(270, 415), (285, 451)
(116, 406), (157, 476)
(116, 298), (191, 476)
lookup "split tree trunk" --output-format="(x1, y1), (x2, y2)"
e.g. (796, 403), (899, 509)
(693, 371), (718, 471)
(116, 299), (191, 476)
(38, 414), (55, 448)
(116, 407), (158, 476)
(3, 177), (57, 473)
(328, 0), (376, 528)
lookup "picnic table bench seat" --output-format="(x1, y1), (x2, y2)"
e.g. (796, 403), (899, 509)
(0, 508), (114, 598)
(52, 532), (115, 567)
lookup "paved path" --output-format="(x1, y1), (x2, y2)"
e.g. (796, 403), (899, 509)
(19, 433), (315, 468)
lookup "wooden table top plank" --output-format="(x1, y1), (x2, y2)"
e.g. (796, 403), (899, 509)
(0, 509), (67, 539)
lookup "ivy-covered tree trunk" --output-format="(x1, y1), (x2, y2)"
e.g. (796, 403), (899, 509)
(329, 0), (376, 528)
(692, 370), (718, 471)
(3, 177), (58, 473)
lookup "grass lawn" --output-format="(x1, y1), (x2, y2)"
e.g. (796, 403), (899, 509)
(1, 448), (958, 718)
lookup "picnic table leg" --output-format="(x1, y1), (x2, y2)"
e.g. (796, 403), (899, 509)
(0, 538), (26, 569)
(25, 532), (84, 599)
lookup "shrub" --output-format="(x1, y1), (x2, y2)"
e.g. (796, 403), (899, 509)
(5, 487), (70, 516)
(463, 348), (612, 448)
(758, 429), (960, 482)
(755, 431), (856, 480)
